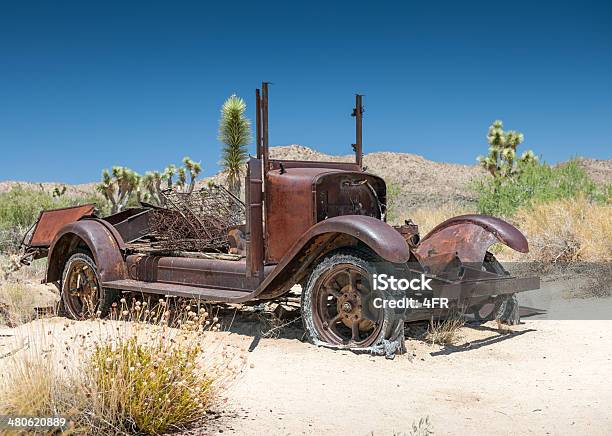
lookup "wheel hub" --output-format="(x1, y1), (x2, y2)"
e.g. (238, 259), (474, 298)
(336, 286), (373, 330)
(312, 262), (383, 347)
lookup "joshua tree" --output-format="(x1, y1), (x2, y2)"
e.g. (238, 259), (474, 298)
(96, 166), (141, 214)
(218, 94), (251, 197)
(52, 185), (67, 198)
(478, 120), (537, 180)
(142, 157), (202, 206)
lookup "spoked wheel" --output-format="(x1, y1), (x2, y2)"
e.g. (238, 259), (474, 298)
(302, 250), (401, 348)
(61, 252), (117, 320)
(470, 252), (520, 325)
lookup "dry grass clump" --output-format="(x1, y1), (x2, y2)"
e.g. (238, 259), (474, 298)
(514, 197), (612, 263)
(90, 336), (213, 434)
(0, 299), (243, 435)
(425, 313), (465, 345)
(0, 282), (40, 326)
(0, 255), (57, 327)
(406, 204), (474, 236)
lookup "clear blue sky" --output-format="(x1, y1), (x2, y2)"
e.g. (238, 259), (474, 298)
(1, 0), (610, 183)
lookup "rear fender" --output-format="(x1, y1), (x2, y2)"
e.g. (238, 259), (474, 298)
(253, 215), (411, 300)
(45, 219), (127, 284)
(415, 214), (528, 264)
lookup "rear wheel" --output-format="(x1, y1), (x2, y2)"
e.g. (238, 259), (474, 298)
(61, 252), (118, 320)
(301, 250), (403, 349)
(471, 252), (520, 325)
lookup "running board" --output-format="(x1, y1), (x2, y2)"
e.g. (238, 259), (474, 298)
(101, 279), (250, 302)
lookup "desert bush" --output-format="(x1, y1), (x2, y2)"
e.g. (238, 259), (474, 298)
(0, 301), (242, 434)
(0, 282), (40, 326)
(472, 160), (608, 217)
(385, 183), (403, 223)
(0, 187), (109, 252)
(425, 310), (465, 345)
(90, 337), (212, 433)
(514, 196), (612, 262)
(410, 416), (434, 436)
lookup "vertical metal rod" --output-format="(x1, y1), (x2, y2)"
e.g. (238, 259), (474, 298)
(246, 158), (264, 280)
(355, 94), (363, 168)
(262, 82), (269, 176)
(255, 88), (262, 159)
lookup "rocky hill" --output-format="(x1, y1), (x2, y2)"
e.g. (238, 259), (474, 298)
(201, 145), (484, 211)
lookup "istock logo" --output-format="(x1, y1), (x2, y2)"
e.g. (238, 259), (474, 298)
(372, 274), (433, 291)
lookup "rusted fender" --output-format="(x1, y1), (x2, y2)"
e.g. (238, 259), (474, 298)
(416, 214), (528, 264)
(45, 218), (127, 284)
(302, 215), (411, 263)
(252, 215), (410, 300)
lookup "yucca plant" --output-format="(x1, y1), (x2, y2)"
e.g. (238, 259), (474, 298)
(142, 157), (202, 206)
(218, 95), (251, 197)
(477, 120), (537, 180)
(96, 166), (141, 214)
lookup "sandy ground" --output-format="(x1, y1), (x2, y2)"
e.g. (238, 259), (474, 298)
(211, 315), (611, 436)
(4, 315), (609, 436)
(1, 272), (611, 435)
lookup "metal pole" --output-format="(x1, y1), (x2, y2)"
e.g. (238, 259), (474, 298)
(256, 88), (262, 159)
(355, 94), (363, 168)
(262, 82), (269, 176)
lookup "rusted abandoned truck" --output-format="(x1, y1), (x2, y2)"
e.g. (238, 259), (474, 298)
(22, 83), (539, 355)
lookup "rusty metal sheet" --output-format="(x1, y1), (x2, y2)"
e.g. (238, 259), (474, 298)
(416, 222), (499, 264)
(264, 167), (322, 263)
(29, 204), (95, 247)
(421, 214), (529, 254)
(265, 167), (387, 263)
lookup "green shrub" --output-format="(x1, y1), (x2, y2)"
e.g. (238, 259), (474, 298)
(91, 335), (213, 434)
(0, 187), (109, 229)
(472, 160), (609, 217)
(385, 182), (403, 223)
(0, 187), (109, 252)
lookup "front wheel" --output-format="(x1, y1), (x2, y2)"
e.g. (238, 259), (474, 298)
(301, 250), (404, 351)
(61, 252), (118, 320)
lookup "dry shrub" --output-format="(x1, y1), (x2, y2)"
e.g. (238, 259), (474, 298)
(410, 416), (434, 436)
(407, 204), (474, 236)
(425, 313), (465, 345)
(0, 256), (58, 327)
(1, 355), (55, 416)
(0, 300), (243, 435)
(514, 197), (612, 262)
(0, 282), (39, 326)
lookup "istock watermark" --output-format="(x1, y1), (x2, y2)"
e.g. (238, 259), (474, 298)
(372, 273), (433, 291)
(371, 273), (449, 309)
(372, 296), (449, 309)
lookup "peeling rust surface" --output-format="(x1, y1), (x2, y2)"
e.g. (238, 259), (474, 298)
(420, 214), (529, 254)
(416, 222), (499, 264)
(28, 204), (95, 247)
